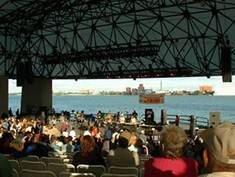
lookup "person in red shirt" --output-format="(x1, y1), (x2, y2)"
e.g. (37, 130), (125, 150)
(145, 125), (198, 177)
(60, 119), (70, 133)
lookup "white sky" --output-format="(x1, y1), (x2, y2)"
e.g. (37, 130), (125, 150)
(8, 76), (235, 95)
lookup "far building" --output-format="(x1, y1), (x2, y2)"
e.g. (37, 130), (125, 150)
(126, 87), (132, 95)
(132, 88), (138, 95)
(199, 85), (213, 94)
(138, 84), (145, 94)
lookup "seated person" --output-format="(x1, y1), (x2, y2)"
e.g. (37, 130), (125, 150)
(107, 131), (137, 167)
(0, 132), (14, 154)
(145, 125), (198, 177)
(72, 135), (105, 167)
(23, 133), (52, 157)
(199, 122), (235, 177)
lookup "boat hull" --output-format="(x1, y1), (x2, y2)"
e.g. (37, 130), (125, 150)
(139, 94), (164, 104)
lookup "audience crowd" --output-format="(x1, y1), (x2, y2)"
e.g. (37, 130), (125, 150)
(0, 110), (235, 177)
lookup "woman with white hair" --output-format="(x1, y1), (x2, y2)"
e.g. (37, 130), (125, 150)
(144, 125), (198, 177)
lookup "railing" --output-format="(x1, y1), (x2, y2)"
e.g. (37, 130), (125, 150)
(71, 110), (209, 131)
(196, 116), (209, 128)
(167, 114), (209, 129)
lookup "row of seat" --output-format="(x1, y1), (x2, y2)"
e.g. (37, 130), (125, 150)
(4, 154), (71, 163)
(9, 160), (74, 175)
(10, 160), (144, 177)
(5, 153), (151, 167)
(5, 154), (151, 162)
(13, 169), (139, 177)
(9, 160), (142, 176)
(5, 154), (149, 177)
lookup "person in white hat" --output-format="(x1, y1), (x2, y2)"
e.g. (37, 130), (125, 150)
(199, 122), (235, 177)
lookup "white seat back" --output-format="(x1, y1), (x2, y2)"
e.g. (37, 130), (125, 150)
(59, 172), (96, 177)
(139, 168), (144, 177)
(48, 163), (75, 177)
(108, 166), (138, 176)
(3, 154), (12, 160)
(19, 155), (40, 162)
(12, 168), (19, 177)
(77, 164), (106, 177)
(21, 160), (46, 171)
(20, 169), (56, 177)
(41, 157), (63, 165)
(101, 173), (138, 177)
(9, 159), (21, 173)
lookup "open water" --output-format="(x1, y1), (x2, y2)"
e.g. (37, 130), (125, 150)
(9, 95), (235, 122)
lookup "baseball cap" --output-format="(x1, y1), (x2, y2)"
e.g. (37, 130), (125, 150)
(204, 122), (235, 164)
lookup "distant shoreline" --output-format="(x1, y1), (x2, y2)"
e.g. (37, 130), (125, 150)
(8, 89), (216, 97)
(9, 93), (235, 96)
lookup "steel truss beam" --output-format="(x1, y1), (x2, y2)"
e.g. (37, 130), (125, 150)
(0, 0), (235, 79)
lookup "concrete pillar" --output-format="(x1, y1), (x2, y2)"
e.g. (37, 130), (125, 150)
(21, 78), (52, 114)
(0, 76), (8, 118)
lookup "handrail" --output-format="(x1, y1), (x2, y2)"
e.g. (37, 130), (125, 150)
(167, 114), (209, 128)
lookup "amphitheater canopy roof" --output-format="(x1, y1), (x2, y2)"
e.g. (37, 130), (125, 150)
(0, 0), (234, 80)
